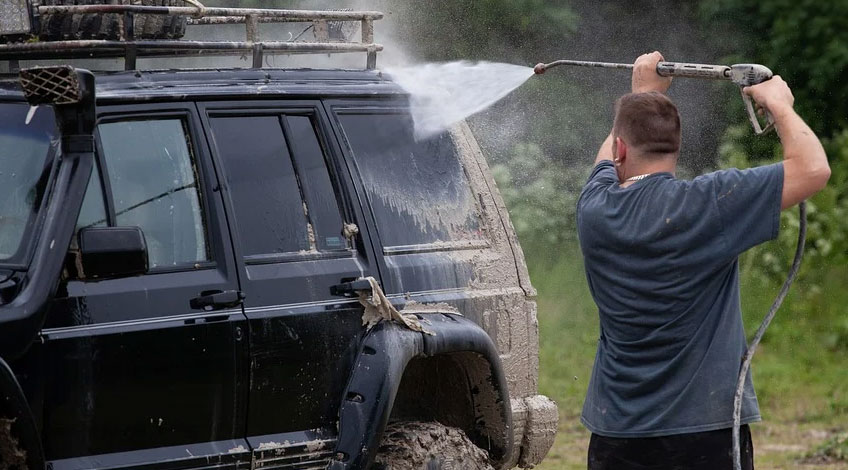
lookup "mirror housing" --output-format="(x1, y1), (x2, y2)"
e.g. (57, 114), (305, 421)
(79, 226), (149, 279)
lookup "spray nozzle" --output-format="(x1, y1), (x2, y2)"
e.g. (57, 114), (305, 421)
(533, 63), (547, 75)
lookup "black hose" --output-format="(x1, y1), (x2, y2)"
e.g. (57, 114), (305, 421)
(733, 200), (807, 470)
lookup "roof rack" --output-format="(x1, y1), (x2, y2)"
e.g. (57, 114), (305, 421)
(0, 3), (384, 71)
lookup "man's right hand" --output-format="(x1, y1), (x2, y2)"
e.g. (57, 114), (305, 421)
(743, 75), (794, 117)
(632, 51), (672, 94)
(743, 75), (830, 210)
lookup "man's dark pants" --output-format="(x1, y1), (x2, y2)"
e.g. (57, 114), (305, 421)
(588, 425), (754, 470)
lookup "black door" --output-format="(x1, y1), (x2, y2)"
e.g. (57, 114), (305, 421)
(38, 104), (251, 469)
(199, 101), (377, 466)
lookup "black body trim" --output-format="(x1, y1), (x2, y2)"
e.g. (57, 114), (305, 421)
(329, 314), (512, 469)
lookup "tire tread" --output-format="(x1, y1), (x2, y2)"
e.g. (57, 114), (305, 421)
(373, 421), (494, 470)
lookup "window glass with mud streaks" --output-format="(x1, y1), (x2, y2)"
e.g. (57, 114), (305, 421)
(208, 114), (348, 258)
(338, 111), (483, 248)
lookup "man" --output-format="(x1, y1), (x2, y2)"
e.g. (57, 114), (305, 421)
(577, 51), (830, 469)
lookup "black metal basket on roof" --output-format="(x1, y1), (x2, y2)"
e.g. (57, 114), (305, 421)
(0, 0), (383, 70)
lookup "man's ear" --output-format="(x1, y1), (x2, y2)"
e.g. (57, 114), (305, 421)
(614, 137), (627, 166)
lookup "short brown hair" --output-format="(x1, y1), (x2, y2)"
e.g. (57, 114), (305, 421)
(613, 92), (681, 157)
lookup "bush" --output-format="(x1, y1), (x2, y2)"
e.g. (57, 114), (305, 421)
(491, 142), (587, 255)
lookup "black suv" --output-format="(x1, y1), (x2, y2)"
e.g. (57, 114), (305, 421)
(0, 4), (556, 470)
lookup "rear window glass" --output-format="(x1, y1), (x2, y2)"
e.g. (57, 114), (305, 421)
(337, 111), (482, 247)
(209, 115), (311, 256)
(285, 115), (348, 251)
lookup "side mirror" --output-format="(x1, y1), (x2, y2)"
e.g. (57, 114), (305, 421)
(78, 226), (149, 279)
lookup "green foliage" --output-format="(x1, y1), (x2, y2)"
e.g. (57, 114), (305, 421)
(807, 432), (848, 463)
(394, 1), (577, 62)
(699, 0), (848, 137)
(491, 142), (586, 251)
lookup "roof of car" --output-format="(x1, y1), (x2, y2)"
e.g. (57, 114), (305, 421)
(0, 67), (406, 103)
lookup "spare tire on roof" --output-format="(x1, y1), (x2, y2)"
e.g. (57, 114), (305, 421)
(39, 0), (188, 41)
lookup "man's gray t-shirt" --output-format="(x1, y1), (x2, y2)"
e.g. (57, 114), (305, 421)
(577, 160), (784, 438)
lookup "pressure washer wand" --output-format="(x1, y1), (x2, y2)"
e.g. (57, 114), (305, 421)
(534, 59), (775, 135)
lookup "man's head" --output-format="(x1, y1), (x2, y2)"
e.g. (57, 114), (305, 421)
(612, 92), (681, 177)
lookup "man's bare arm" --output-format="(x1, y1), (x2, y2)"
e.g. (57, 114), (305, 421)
(595, 132), (614, 164)
(744, 77), (830, 210)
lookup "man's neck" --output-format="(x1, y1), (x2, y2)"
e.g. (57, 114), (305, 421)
(619, 157), (677, 186)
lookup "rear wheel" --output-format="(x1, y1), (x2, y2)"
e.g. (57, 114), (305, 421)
(372, 421), (494, 470)
(38, 0), (187, 41)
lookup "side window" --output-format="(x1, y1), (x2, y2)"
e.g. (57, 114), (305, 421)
(336, 111), (483, 247)
(96, 119), (210, 268)
(209, 113), (348, 259)
(286, 115), (348, 251)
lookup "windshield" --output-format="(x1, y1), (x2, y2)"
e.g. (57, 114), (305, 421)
(0, 102), (57, 266)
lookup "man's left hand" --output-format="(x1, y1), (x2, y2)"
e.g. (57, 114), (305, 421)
(632, 51), (672, 94)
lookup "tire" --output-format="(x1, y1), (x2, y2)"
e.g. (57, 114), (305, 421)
(372, 421), (495, 470)
(39, 0), (187, 41)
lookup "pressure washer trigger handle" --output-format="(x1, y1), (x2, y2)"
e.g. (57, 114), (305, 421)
(730, 63), (775, 135)
(740, 86), (775, 135)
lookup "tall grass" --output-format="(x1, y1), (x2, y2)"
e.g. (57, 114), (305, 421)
(528, 246), (597, 420)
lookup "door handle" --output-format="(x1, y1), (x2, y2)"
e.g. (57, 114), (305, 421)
(190, 289), (245, 310)
(330, 278), (373, 297)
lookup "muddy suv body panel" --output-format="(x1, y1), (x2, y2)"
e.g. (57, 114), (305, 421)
(0, 68), (556, 469)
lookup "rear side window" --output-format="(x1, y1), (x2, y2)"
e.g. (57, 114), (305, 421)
(210, 116), (310, 255)
(209, 113), (348, 259)
(337, 111), (482, 247)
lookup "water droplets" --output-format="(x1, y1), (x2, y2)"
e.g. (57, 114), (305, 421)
(386, 61), (535, 139)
